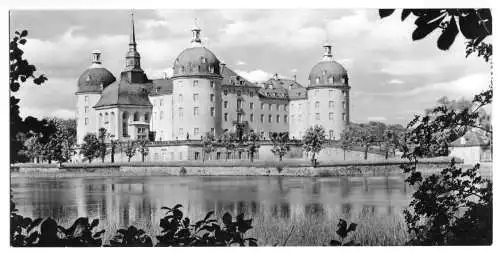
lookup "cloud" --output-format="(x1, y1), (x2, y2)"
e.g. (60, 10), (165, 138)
(367, 116), (387, 122)
(235, 69), (272, 83)
(388, 79), (405, 84)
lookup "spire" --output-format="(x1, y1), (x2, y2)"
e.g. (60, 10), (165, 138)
(322, 43), (333, 61)
(129, 10), (137, 51)
(191, 18), (202, 47)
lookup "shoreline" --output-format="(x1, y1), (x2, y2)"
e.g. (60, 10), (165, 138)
(9, 157), (475, 178)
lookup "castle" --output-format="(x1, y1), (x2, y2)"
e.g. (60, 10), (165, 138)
(75, 14), (351, 155)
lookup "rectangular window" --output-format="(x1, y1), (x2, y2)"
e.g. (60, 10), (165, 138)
(210, 107), (215, 116)
(250, 102), (254, 109)
(84, 96), (89, 103)
(268, 115), (272, 123)
(250, 114), (254, 122)
(343, 101), (346, 109)
(315, 113), (320, 120)
(210, 94), (214, 102)
(237, 100), (242, 110)
(193, 107), (199, 117)
(284, 104), (288, 111)
(276, 115), (280, 123)
(194, 128), (200, 136)
(260, 114), (264, 123)
(250, 91), (254, 97)
(85, 117), (89, 125)
(276, 104), (280, 111)
(329, 112), (334, 120)
(329, 90), (333, 97)
(329, 101), (334, 108)
(315, 101), (320, 109)
(211, 128), (215, 135)
(160, 99), (164, 106)
(329, 130), (334, 139)
(224, 89), (228, 96)
(343, 91), (346, 97)
(284, 115), (288, 123)
(193, 93), (199, 102)
(210, 80), (215, 88)
(179, 107), (184, 119)
(224, 113), (228, 122)
(194, 152), (200, 160)
(216, 152), (221, 160)
(268, 104), (272, 110)
(193, 80), (199, 88)
(84, 106), (89, 113)
(178, 94), (183, 103)
(261, 103), (264, 110)
(224, 101), (228, 108)
(343, 113), (346, 121)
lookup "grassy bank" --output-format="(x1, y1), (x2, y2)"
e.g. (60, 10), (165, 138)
(52, 210), (408, 246)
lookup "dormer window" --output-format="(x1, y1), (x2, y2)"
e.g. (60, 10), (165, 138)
(86, 75), (91, 82)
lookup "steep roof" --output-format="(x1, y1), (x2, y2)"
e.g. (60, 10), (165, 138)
(94, 78), (152, 108)
(220, 66), (260, 88)
(149, 78), (173, 96)
(449, 130), (491, 147)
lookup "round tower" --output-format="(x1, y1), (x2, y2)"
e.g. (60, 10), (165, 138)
(170, 20), (223, 140)
(307, 43), (350, 140)
(75, 50), (116, 144)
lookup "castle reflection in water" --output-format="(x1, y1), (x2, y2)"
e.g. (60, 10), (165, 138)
(11, 176), (410, 227)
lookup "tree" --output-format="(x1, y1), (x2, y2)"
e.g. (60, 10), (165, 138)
(380, 8), (493, 245)
(97, 128), (107, 163)
(40, 118), (76, 164)
(80, 133), (99, 163)
(349, 123), (379, 160)
(202, 132), (216, 162)
(21, 133), (43, 163)
(10, 30), (48, 163)
(137, 140), (149, 162)
(109, 135), (118, 163)
(245, 131), (260, 162)
(339, 128), (354, 160)
(270, 132), (290, 161)
(221, 131), (236, 160)
(302, 125), (326, 167)
(124, 141), (137, 162)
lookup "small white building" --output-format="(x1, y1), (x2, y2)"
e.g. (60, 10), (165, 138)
(448, 130), (492, 165)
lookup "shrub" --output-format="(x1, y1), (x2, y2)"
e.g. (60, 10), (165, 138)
(179, 167), (187, 176)
(108, 226), (153, 247)
(329, 219), (360, 246)
(156, 204), (257, 246)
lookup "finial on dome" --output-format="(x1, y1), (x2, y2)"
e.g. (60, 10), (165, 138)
(322, 43), (333, 61)
(191, 18), (202, 47)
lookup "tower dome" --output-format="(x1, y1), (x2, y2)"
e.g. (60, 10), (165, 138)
(172, 20), (221, 78)
(77, 51), (116, 93)
(308, 44), (348, 87)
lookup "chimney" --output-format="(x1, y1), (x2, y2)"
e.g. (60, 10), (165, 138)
(90, 50), (102, 68)
(273, 73), (279, 80)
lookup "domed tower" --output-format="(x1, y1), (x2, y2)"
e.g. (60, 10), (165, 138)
(307, 43), (350, 140)
(75, 50), (116, 144)
(171, 20), (223, 140)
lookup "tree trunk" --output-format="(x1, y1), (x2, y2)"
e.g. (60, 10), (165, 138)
(311, 153), (316, 167)
(279, 155), (283, 161)
(385, 150), (388, 159)
(128, 156), (131, 162)
(364, 146), (368, 160)
(111, 149), (115, 163)
(88, 158), (91, 164)
(343, 149), (346, 160)
(250, 152), (254, 162)
(141, 153), (145, 162)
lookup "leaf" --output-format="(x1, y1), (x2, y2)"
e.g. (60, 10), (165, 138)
(90, 218), (99, 229)
(336, 219), (348, 238)
(437, 17), (459, 50)
(401, 9), (412, 21)
(222, 213), (232, 225)
(19, 39), (26, 45)
(330, 240), (342, 246)
(93, 229), (105, 238)
(20, 30), (28, 37)
(203, 211), (214, 221)
(379, 9), (395, 18)
(347, 223), (358, 233)
(173, 204), (183, 210)
(412, 16), (445, 41)
(27, 218), (43, 232)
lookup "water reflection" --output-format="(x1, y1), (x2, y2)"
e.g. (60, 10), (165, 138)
(11, 175), (411, 228)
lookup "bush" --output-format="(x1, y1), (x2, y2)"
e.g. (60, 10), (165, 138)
(329, 219), (360, 246)
(108, 226), (153, 247)
(179, 167), (187, 176)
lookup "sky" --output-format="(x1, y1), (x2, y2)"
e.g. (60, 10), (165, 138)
(10, 9), (491, 125)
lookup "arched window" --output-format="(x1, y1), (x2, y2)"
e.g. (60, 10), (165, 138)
(122, 112), (129, 137)
(144, 113), (150, 122)
(110, 112), (115, 134)
(133, 112), (139, 121)
(104, 112), (109, 125)
(316, 77), (320, 84)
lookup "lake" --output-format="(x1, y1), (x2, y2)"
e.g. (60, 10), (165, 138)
(11, 175), (412, 245)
